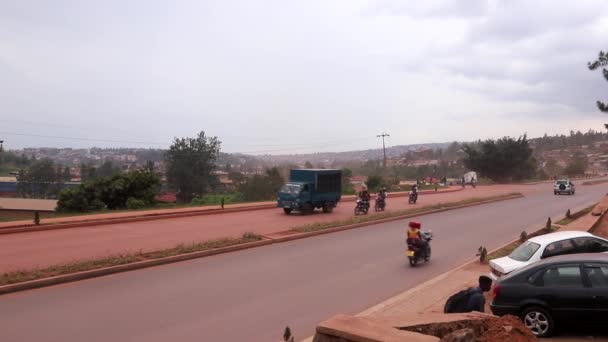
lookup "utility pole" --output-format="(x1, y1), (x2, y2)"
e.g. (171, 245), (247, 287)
(376, 133), (390, 167)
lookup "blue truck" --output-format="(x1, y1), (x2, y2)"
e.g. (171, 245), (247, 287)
(277, 169), (342, 214)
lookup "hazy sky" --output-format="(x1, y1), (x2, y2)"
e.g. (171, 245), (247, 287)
(2, 0), (608, 154)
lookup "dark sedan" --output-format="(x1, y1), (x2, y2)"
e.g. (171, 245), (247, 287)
(490, 253), (608, 337)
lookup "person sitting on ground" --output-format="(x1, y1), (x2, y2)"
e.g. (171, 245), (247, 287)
(465, 275), (493, 312)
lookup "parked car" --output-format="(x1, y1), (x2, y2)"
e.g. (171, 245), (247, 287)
(489, 231), (608, 280)
(491, 253), (608, 337)
(554, 179), (575, 195)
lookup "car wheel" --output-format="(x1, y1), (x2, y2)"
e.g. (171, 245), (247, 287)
(283, 208), (292, 215)
(521, 306), (554, 337)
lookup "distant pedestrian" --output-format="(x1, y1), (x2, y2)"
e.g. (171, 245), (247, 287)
(221, 197), (225, 209)
(444, 275), (493, 313)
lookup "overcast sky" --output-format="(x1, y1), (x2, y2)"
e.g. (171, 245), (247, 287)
(2, 0), (608, 154)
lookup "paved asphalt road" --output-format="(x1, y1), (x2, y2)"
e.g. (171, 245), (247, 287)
(1, 182), (607, 342)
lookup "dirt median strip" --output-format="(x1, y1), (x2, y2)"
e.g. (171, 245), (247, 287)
(0, 192), (521, 295)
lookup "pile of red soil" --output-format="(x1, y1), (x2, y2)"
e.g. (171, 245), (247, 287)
(477, 315), (537, 342)
(402, 314), (536, 342)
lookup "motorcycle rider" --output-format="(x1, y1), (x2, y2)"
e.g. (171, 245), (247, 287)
(358, 186), (371, 209)
(406, 221), (430, 259)
(377, 187), (387, 205)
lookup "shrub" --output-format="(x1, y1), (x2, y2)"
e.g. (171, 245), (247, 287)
(126, 197), (146, 210)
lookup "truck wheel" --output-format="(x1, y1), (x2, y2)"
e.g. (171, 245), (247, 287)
(322, 203), (333, 213)
(283, 208), (292, 215)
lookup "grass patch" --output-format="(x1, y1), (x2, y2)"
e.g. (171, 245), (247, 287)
(290, 193), (522, 233)
(556, 204), (596, 225)
(0, 232), (262, 286)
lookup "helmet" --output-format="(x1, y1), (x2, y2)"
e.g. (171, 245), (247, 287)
(408, 221), (421, 229)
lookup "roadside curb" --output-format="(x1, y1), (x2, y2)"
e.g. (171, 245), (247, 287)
(264, 194), (524, 244)
(0, 193), (518, 296)
(0, 239), (274, 295)
(0, 188), (463, 235)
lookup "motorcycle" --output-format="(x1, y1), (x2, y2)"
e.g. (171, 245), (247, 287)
(354, 199), (369, 215)
(407, 230), (433, 267)
(408, 191), (418, 204)
(374, 196), (386, 212)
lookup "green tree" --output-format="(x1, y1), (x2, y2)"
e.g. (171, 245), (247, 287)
(238, 167), (285, 201)
(165, 131), (221, 202)
(463, 135), (536, 182)
(16, 159), (62, 198)
(366, 174), (384, 192)
(265, 167), (285, 193)
(588, 50), (608, 128)
(57, 170), (160, 212)
(145, 160), (155, 172)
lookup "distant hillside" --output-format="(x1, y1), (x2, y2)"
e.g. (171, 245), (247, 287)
(252, 142), (452, 166)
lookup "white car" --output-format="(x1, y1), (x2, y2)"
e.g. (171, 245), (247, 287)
(554, 179), (575, 195)
(489, 230), (608, 280)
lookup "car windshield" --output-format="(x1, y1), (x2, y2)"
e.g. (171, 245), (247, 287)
(556, 181), (568, 185)
(509, 241), (541, 262)
(280, 184), (301, 195)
